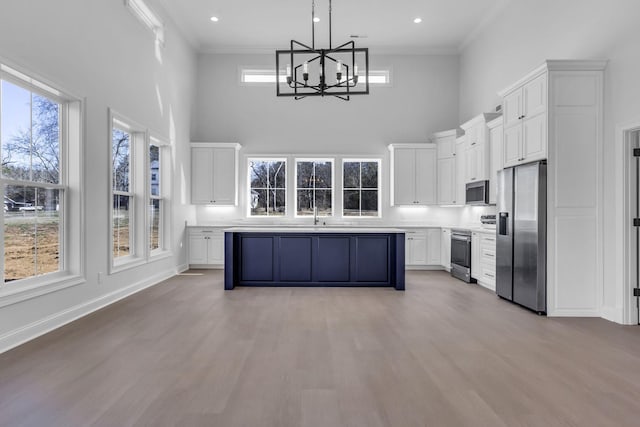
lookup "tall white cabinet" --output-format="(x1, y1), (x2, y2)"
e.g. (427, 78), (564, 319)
(433, 129), (462, 205)
(389, 144), (437, 206)
(191, 143), (241, 205)
(498, 60), (607, 317)
(487, 116), (504, 205)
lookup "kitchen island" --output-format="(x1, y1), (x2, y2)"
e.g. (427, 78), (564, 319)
(224, 227), (405, 290)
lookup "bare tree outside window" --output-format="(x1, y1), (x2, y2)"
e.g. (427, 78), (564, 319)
(249, 159), (286, 216)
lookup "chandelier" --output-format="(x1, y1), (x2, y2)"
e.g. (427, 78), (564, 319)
(275, 0), (369, 101)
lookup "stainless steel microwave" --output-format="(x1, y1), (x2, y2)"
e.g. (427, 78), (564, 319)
(465, 180), (490, 205)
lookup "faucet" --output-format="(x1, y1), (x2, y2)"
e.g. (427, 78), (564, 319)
(313, 206), (320, 226)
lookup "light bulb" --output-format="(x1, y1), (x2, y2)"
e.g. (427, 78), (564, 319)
(354, 64), (359, 76)
(336, 61), (342, 73)
(286, 64), (291, 77)
(303, 62), (308, 74)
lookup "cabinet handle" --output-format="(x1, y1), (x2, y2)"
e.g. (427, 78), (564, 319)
(471, 142), (476, 146)
(486, 272), (495, 278)
(486, 253), (495, 258)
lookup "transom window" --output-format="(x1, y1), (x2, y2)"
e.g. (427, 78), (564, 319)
(248, 158), (287, 216)
(343, 160), (380, 217)
(296, 159), (333, 217)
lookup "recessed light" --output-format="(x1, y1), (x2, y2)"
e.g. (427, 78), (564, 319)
(413, 17), (422, 24)
(313, 17), (320, 23)
(210, 16), (219, 22)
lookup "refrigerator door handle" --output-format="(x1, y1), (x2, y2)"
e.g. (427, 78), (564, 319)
(499, 212), (509, 236)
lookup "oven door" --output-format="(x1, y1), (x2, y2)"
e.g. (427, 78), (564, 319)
(451, 234), (471, 268)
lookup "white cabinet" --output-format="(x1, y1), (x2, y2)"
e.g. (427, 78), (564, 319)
(488, 116), (504, 205)
(426, 228), (441, 266)
(498, 60), (606, 316)
(475, 231), (496, 291)
(188, 227), (225, 267)
(405, 228), (441, 267)
(501, 73), (547, 168)
(454, 136), (466, 206)
(405, 231), (427, 266)
(389, 144), (437, 206)
(471, 231), (480, 280)
(440, 228), (451, 270)
(460, 113), (501, 184)
(191, 143), (241, 205)
(433, 129), (461, 205)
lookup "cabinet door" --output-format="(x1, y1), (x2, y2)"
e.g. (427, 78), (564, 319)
(503, 90), (522, 128)
(441, 228), (451, 269)
(436, 136), (455, 159)
(191, 148), (215, 204)
(471, 232), (480, 279)
(415, 147), (437, 205)
(211, 148), (237, 205)
(455, 139), (466, 205)
(426, 229), (441, 265)
(393, 148), (416, 205)
(406, 233), (427, 265)
(465, 143), (479, 183)
(522, 113), (547, 162)
(437, 157), (455, 205)
(523, 74), (547, 119)
(503, 125), (522, 168)
(489, 123), (503, 205)
(188, 234), (208, 264)
(474, 141), (489, 182)
(207, 234), (224, 264)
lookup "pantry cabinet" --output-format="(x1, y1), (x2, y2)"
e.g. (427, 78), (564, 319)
(191, 143), (241, 205)
(389, 144), (437, 206)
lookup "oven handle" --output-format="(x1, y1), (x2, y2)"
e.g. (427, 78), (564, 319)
(451, 235), (471, 242)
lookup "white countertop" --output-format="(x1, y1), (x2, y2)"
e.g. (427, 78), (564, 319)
(224, 227), (407, 233)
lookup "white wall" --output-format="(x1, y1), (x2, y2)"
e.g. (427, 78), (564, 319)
(459, 0), (640, 322)
(192, 53), (467, 225)
(0, 0), (197, 350)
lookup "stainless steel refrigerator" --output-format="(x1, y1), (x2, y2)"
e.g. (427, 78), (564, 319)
(496, 161), (547, 314)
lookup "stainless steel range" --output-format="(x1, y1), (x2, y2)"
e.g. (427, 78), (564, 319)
(451, 229), (473, 283)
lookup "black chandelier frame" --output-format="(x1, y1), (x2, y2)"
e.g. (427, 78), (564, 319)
(275, 0), (369, 101)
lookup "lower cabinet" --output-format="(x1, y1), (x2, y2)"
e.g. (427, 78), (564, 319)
(405, 228), (441, 268)
(471, 230), (496, 290)
(440, 228), (451, 270)
(188, 227), (224, 267)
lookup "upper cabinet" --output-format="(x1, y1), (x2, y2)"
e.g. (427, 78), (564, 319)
(191, 143), (241, 205)
(500, 72), (547, 168)
(389, 143), (437, 206)
(460, 113), (501, 184)
(487, 116), (504, 205)
(454, 136), (467, 206)
(432, 129), (462, 205)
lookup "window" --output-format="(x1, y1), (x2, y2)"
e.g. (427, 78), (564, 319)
(149, 137), (168, 254)
(0, 63), (83, 296)
(248, 158), (286, 216)
(241, 68), (391, 85)
(296, 159), (333, 216)
(343, 160), (381, 217)
(112, 126), (132, 259)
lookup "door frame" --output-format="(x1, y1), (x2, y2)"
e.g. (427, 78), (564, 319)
(615, 120), (640, 324)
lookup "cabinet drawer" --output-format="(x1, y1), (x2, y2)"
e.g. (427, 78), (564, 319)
(481, 247), (496, 266)
(480, 266), (496, 286)
(189, 228), (224, 237)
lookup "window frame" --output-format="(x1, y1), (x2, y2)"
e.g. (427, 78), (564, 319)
(246, 157), (288, 217)
(294, 158), (335, 218)
(0, 61), (85, 307)
(341, 158), (382, 219)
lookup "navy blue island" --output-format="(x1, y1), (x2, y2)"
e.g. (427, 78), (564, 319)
(224, 227), (405, 291)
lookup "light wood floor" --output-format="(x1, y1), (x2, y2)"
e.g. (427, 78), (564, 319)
(1, 270), (640, 426)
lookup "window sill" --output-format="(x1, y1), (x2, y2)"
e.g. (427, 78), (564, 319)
(110, 256), (147, 274)
(0, 274), (86, 308)
(149, 250), (173, 262)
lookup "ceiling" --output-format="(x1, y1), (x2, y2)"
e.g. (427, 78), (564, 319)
(152, 0), (510, 54)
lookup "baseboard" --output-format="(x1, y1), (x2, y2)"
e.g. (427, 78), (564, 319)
(406, 266), (446, 271)
(601, 305), (627, 324)
(547, 308), (601, 317)
(176, 263), (190, 273)
(0, 267), (179, 355)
